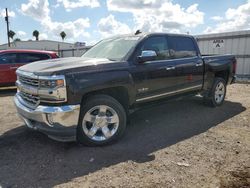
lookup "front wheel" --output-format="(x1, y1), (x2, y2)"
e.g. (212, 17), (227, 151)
(77, 95), (127, 146)
(204, 77), (227, 107)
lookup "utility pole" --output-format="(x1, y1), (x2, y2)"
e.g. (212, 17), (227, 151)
(5, 8), (10, 47)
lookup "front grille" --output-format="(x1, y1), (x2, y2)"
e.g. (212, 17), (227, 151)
(17, 71), (40, 108)
(19, 91), (40, 108)
(19, 75), (39, 87)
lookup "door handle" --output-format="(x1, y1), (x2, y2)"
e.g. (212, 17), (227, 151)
(10, 67), (18, 70)
(166, 66), (175, 71)
(196, 62), (203, 67)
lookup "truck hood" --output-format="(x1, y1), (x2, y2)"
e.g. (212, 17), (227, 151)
(18, 57), (123, 76)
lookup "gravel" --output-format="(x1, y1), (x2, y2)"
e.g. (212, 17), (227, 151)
(0, 84), (249, 188)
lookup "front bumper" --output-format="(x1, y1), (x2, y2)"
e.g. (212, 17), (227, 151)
(14, 94), (80, 142)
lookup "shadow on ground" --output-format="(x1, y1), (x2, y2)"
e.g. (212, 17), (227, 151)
(0, 88), (16, 97)
(0, 97), (246, 187)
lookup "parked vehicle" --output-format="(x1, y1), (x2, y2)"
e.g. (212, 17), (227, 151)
(14, 33), (236, 146)
(0, 49), (58, 86)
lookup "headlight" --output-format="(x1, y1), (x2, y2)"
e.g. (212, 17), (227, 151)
(38, 75), (67, 103)
(39, 79), (65, 88)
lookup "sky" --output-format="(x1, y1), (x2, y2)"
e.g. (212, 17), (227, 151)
(0, 0), (250, 45)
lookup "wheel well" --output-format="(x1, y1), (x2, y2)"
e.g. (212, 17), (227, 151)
(215, 70), (229, 83)
(81, 87), (129, 113)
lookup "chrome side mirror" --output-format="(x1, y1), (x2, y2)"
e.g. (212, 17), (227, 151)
(138, 50), (157, 63)
(141, 50), (157, 57)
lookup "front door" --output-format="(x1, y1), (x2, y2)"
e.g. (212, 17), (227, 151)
(130, 35), (178, 102)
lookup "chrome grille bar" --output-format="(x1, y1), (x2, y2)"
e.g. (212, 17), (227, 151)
(16, 70), (40, 108)
(19, 92), (39, 104)
(19, 76), (39, 87)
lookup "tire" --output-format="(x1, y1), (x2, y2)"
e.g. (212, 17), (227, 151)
(204, 77), (226, 107)
(77, 95), (127, 146)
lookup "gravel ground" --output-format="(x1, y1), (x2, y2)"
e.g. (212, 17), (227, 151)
(0, 84), (249, 188)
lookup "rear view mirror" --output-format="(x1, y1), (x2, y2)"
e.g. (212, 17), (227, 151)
(137, 50), (157, 63)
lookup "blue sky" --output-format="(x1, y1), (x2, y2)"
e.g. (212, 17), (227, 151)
(0, 0), (249, 45)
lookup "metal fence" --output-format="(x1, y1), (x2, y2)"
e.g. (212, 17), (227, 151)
(58, 47), (91, 57)
(196, 30), (250, 80)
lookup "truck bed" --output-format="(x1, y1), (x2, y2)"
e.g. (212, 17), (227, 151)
(202, 54), (236, 72)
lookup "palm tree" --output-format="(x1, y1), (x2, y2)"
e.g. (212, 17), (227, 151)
(33, 30), (39, 41)
(8, 30), (16, 41)
(60, 31), (66, 41)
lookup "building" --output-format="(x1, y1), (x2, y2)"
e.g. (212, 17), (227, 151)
(0, 40), (90, 57)
(196, 30), (250, 80)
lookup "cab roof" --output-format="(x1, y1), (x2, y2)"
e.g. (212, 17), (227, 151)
(107, 32), (194, 41)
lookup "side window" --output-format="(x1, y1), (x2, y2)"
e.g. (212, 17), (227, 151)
(140, 36), (170, 61)
(0, 53), (17, 64)
(17, 53), (50, 64)
(34, 53), (51, 60)
(168, 36), (197, 59)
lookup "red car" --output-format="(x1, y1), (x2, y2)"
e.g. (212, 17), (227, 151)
(0, 49), (58, 86)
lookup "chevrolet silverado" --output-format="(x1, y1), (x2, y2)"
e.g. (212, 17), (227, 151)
(14, 33), (237, 146)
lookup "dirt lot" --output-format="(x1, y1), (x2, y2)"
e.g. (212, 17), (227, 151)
(0, 84), (250, 188)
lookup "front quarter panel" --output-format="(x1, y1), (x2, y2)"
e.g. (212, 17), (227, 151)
(65, 68), (136, 105)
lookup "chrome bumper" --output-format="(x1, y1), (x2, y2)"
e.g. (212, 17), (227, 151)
(14, 94), (80, 141)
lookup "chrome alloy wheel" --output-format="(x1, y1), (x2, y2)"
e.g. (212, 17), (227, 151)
(82, 105), (119, 141)
(214, 82), (225, 103)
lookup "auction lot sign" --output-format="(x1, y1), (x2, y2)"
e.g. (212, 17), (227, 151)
(213, 39), (224, 48)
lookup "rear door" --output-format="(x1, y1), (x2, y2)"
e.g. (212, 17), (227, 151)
(168, 36), (203, 92)
(0, 53), (18, 85)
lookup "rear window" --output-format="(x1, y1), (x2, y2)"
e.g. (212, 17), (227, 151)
(17, 53), (51, 64)
(168, 36), (197, 58)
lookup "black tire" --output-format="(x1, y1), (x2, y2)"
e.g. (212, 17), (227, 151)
(77, 95), (127, 146)
(204, 77), (227, 107)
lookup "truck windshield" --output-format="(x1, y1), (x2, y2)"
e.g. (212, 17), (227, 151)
(82, 36), (140, 61)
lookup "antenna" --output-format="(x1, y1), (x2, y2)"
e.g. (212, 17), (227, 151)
(135, 30), (142, 35)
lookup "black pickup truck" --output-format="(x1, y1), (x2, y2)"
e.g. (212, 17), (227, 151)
(14, 33), (237, 146)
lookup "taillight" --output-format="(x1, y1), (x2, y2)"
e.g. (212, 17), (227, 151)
(232, 59), (237, 74)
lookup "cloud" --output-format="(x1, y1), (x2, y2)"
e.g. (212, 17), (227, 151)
(39, 33), (48, 40)
(107, 0), (204, 33)
(98, 15), (131, 37)
(42, 18), (90, 39)
(20, 0), (90, 40)
(204, 1), (250, 33)
(211, 16), (223, 21)
(17, 31), (27, 37)
(21, 0), (50, 20)
(57, 0), (100, 11)
(0, 9), (16, 18)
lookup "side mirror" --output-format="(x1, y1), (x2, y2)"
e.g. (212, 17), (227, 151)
(137, 50), (157, 63)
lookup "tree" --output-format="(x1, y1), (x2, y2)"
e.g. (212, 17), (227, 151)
(60, 31), (66, 41)
(14, 38), (21, 42)
(8, 30), (16, 41)
(33, 30), (39, 41)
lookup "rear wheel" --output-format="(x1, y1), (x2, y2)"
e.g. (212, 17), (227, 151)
(204, 77), (226, 107)
(77, 95), (126, 146)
